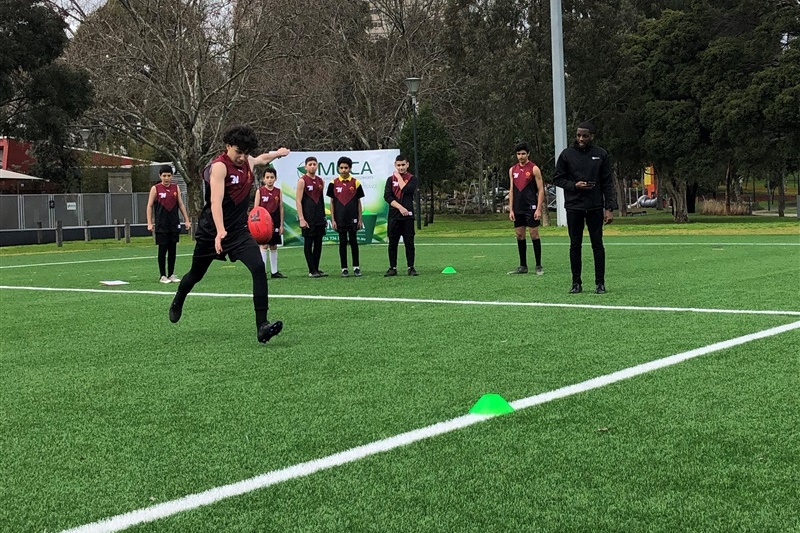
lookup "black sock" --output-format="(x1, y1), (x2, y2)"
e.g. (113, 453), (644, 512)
(517, 239), (527, 267)
(532, 238), (542, 267)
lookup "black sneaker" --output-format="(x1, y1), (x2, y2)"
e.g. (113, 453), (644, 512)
(535, 265), (544, 276)
(257, 320), (283, 343)
(317, 270), (329, 277)
(408, 267), (418, 276)
(595, 283), (606, 294)
(353, 267), (362, 277)
(569, 283), (582, 294)
(308, 272), (321, 278)
(384, 267), (398, 277)
(508, 266), (528, 275)
(168, 301), (183, 323)
(271, 271), (287, 279)
(341, 268), (349, 277)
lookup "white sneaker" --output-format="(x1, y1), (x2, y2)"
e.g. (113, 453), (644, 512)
(159, 276), (170, 284)
(168, 274), (181, 282)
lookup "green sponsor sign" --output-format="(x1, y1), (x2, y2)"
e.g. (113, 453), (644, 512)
(269, 150), (397, 246)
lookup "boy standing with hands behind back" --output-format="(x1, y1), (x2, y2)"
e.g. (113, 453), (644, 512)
(296, 156), (328, 278)
(327, 156), (365, 277)
(255, 166), (286, 279)
(146, 165), (191, 283)
(507, 142), (545, 275)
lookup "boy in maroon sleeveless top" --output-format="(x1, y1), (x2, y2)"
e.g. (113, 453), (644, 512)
(295, 156), (328, 277)
(254, 166), (286, 279)
(168, 125), (290, 344)
(147, 165), (191, 283)
(507, 142), (545, 275)
(327, 156), (365, 277)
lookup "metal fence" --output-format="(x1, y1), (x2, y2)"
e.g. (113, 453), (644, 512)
(0, 192), (187, 230)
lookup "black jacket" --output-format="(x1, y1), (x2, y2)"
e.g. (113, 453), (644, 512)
(553, 143), (617, 211)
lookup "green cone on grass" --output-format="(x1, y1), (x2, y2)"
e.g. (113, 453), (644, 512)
(469, 394), (514, 415)
(441, 266), (457, 274)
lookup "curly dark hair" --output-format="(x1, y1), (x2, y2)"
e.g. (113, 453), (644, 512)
(222, 125), (259, 154)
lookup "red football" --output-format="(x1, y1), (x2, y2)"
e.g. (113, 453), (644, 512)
(248, 206), (274, 244)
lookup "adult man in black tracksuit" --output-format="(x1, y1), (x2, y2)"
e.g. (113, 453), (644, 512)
(553, 122), (617, 294)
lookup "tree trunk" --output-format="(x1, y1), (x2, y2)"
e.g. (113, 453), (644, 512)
(655, 175), (663, 210)
(662, 173), (689, 223)
(612, 163), (627, 217)
(176, 154), (204, 218)
(477, 151), (484, 215)
(686, 181), (698, 213)
(541, 200), (551, 226)
(672, 181), (689, 222)
(778, 169), (786, 217)
(725, 162), (733, 215)
(490, 167), (498, 214)
(428, 182), (435, 223)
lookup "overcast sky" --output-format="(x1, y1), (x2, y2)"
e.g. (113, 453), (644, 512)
(52, 0), (103, 33)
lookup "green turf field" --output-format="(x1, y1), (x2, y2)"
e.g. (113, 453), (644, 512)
(1, 218), (798, 532)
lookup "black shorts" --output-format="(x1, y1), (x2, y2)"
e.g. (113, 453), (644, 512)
(155, 232), (179, 245)
(265, 228), (282, 247)
(513, 211), (541, 229)
(388, 217), (415, 238)
(192, 229), (259, 262)
(301, 224), (327, 238)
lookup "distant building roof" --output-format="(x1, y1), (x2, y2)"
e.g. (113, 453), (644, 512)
(0, 168), (46, 180)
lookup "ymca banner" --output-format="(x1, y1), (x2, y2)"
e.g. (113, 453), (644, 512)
(268, 149), (398, 246)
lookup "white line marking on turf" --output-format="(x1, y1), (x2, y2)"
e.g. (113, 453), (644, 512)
(59, 320), (800, 533)
(0, 255), (189, 269)
(415, 242), (800, 246)
(1, 285), (799, 317)
(1, 241), (797, 269)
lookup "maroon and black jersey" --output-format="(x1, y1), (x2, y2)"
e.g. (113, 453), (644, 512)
(327, 176), (364, 228)
(300, 174), (326, 227)
(258, 185), (281, 215)
(258, 185), (282, 233)
(197, 152), (254, 238)
(383, 172), (416, 221)
(510, 161), (540, 213)
(153, 182), (180, 233)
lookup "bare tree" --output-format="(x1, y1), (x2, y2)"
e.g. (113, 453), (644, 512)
(63, 0), (299, 214)
(250, 0), (452, 151)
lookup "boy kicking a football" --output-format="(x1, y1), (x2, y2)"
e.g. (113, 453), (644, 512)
(168, 125), (289, 344)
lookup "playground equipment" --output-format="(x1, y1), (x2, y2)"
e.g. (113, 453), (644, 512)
(629, 195), (659, 209)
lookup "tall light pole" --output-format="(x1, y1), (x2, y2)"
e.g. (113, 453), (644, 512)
(550, 0), (568, 226)
(405, 77), (422, 230)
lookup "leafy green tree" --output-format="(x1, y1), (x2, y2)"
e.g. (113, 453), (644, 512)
(0, 0), (92, 189)
(735, 1), (800, 215)
(621, 0), (799, 220)
(398, 103), (458, 223)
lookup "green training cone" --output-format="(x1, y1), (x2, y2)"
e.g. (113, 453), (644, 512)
(469, 394), (514, 416)
(441, 266), (457, 274)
